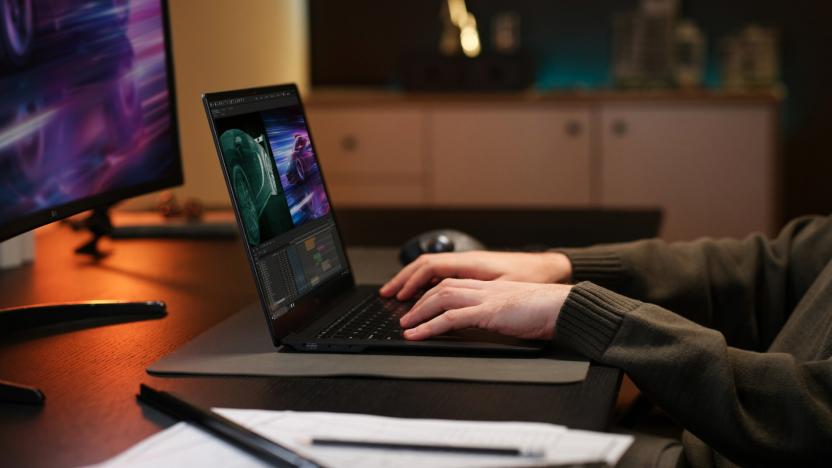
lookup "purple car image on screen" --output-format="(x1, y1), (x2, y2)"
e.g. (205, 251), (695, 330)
(261, 108), (331, 227)
(286, 134), (315, 185)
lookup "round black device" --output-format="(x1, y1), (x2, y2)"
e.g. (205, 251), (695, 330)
(399, 229), (486, 265)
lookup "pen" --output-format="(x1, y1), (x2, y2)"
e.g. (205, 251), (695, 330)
(310, 438), (610, 467)
(311, 437), (542, 457)
(137, 384), (324, 468)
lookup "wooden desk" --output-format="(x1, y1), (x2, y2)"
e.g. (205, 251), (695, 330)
(0, 226), (621, 467)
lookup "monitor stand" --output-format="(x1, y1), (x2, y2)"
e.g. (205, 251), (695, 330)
(72, 207), (114, 258)
(2, 206), (230, 403)
(66, 207), (237, 259)
(0, 300), (166, 405)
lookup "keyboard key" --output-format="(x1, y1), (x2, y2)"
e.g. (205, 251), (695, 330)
(317, 295), (411, 341)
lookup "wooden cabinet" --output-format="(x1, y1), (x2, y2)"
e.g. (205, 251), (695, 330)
(305, 92), (780, 240)
(600, 104), (776, 240)
(305, 108), (426, 206)
(430, 107), (592, 206)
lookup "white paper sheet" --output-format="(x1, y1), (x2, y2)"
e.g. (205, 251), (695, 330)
(91, 409), (633, 468)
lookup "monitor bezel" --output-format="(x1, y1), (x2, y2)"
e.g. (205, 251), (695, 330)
(0, 0), (184, 243)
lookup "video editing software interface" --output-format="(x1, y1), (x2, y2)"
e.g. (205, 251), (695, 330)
(208, 89), (349, 321)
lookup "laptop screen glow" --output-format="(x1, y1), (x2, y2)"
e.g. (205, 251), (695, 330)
(206, 87), (350, 321)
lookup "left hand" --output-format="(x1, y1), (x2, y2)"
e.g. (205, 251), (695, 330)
(399, 278), (574, 341)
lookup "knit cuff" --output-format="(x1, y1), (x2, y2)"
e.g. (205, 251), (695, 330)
(557, 249), (627, 285)
(555, 282), (640, 361)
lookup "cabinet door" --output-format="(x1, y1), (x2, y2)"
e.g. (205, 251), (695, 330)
(600, 104), (776, 240)
(430, 107), (593, 206)
(304, 107), (426, 206)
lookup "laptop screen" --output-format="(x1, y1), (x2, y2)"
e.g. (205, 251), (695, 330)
(204, 86), (351, 325)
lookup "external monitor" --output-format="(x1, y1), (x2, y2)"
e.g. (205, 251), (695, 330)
(0, 0), (183, 246)
(0, 0), (182, 404)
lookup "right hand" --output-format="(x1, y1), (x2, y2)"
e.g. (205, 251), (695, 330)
(399, 279), (574, 341)
(379, 251), (573, 301)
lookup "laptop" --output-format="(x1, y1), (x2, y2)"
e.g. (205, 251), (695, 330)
(202, 84), (543, 355)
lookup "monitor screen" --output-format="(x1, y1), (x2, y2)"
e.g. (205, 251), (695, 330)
(205, 86), (351, 322)
(0, 0), (182, 241)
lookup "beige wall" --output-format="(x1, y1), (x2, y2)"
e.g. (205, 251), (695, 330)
(123, 0), (309, 209)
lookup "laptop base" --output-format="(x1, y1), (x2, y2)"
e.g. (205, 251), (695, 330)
(282, 286), (545, 356)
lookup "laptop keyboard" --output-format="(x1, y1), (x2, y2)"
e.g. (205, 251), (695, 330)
(316, 295), (412, 341)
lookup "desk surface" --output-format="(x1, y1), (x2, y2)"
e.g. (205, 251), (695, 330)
(0, 226), (621, 468)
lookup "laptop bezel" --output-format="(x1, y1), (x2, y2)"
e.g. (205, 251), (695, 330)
(202, 83), (359, 346)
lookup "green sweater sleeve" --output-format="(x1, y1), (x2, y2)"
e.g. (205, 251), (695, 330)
(558, 215), (832, 351)
(556, 283), (832, 466)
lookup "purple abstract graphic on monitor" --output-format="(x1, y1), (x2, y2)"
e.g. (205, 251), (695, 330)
(0, 0), (178, 223)
(262, 107), (331, 226)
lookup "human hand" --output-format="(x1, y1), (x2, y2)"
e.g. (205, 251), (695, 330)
(398, 278), (574, 341)
(380, 251), (573, 301)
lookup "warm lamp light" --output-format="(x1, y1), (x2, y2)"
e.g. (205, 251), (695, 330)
(460, 17), (481, 58)
(445, 0), (481, 58)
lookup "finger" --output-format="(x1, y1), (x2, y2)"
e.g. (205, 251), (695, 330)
(395, 257), (460, 300)
(410, 278), (486, 311)
(400, 287), (482, 328)
(379, 257), (425, 297)
(409, 277), (461, 310)
(403, 307), (480, 341)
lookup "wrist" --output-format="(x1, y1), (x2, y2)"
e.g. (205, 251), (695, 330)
(543, 283), (574, 340)
(540, 252), (573, 283)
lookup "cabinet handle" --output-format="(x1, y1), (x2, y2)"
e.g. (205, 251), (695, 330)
(341, 134), (359, 152)
(612, 120), (628, 137)
(565, 120), (583, 137)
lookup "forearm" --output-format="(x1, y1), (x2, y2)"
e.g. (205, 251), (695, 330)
(556, 282), (832, 466)
(557, 216), (832, 349)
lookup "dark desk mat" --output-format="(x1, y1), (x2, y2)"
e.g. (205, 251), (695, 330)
(148, 303), (589, 384)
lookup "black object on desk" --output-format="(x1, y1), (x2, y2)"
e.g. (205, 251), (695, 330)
(137, 384), (323, 468)
(0, 379), (44, 405)
(0, 301), (167, 338)
(0, 301), (167, 405)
